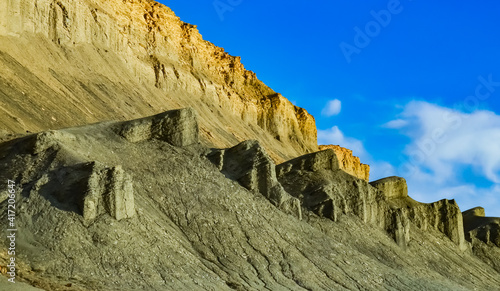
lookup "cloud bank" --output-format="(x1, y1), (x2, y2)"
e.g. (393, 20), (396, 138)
(386, 101), (500, 216)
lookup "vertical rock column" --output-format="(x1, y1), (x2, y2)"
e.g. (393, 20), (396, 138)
(103, 165), (135, 221)
(371, 177), (466, 250)
(81, 162), (135, 222)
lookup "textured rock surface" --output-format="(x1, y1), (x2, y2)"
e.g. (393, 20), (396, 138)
(319, 145), (369, 181)
(83, 163), (135, 222)
(277, 151), (465, 249)
(370, 176), (408, 199)
(0, 113), (500, 290)
(463, 207), (500, 247)
(0, 0), (500, 290)
(117, 107), (199, 146)
(0, 130), (136, 223)
(401, 199), (466, 250)
(0, 0), (316, 162)
(462, 207), (500, 273)
(463, 206), (486, 218)
(208, 140), (301, 219)
(276, 149), (340, 176)
(277, 151), (410, 247)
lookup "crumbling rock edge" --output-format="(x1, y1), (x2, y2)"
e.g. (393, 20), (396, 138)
(319, 144), (370, 181)
(207, 140), (302, 220)
(463, 206), (500, 247)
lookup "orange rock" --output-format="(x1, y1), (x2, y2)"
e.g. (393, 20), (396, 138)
(319, 145), (370, 181)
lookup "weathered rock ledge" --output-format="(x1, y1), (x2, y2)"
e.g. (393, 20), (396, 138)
(277, 150), (466, 249)
(463, 207), (500, 247)
(208, 140), (302, 219)
(319, 144), (369, 181)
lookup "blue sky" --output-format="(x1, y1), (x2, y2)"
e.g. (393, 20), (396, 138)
(160, 0), (500, 217)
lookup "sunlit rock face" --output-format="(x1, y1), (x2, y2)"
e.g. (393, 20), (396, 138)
(0, 0), (317, 162)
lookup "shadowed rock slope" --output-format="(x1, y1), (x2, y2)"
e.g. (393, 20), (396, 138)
(0, 0), (316, 162)
(1, 109), (500, 290)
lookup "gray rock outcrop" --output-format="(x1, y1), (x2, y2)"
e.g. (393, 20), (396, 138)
(277, 149), (465, 249)
(277, 149), (411, 246)
(370, 176), (408, 199)
(404, 199), (465, 249)
(208, 140), (302, 219)
(1, 109), (500, 290)
(463, 207), (500, 247)
(117, 108), (199, 147)
(82, 163), (135, 222)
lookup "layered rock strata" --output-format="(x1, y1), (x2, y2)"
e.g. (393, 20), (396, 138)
(319, 145), (369, 181)
(277, 150), (465, 249)
(1, 108), (500, 290)
(0, 108), (474, 250)
(463, 207), (500, 247)
(0, 0), (316, 162)
(82, 163), (135, 222)
(370, 176), (408, 199)
(116, 108), (199, 146)
(1, 131), (136, 225)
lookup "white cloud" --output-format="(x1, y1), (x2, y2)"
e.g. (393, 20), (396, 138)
(317, 126), (366, 159)
(387, 101), (500, 216)
(382, 119), (408, 129)
(321, 99), (342, 116)
(396, 101), (500, 183)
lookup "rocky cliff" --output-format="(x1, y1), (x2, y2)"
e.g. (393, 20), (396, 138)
(319, 144), (370, 181)
(0, 0), (316, 162)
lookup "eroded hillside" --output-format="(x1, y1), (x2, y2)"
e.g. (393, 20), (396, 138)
(0, 109), (499, 290)
(0, 0), (316, 162)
